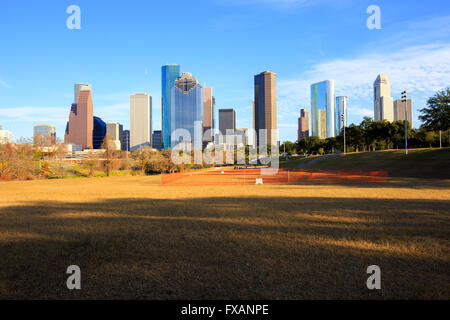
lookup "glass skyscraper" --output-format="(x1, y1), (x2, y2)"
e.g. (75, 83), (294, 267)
(92, 116), (106, 149)
(335, 96), (347, 135)
(311, 80), (335, 139)
(170, 72), (203, 149)
(161, 64), (181, 149)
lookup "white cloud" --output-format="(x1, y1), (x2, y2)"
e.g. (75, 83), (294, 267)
(347, 105), (373, 117)
(95, 102), (129, 123)
(0, 107), (67, 123)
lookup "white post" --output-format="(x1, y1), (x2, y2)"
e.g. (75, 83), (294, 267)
(342, 114), (346, 155)
(402, 91), (408, 155)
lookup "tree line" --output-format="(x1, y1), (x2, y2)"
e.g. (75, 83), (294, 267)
(281, 87), (450, 155)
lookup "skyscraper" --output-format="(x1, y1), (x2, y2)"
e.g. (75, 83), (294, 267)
(254, 71), (277, 147)
(106, 122), (122, 150)
(74, 84), (91, 104)
(252, 101), (256, 147)
(33, 124), (56, 146)
(92, 116), (106, 149)
(297, 109), (309, 140)
(394, 99), (413, 124)
(311, 80), (335, 139)
(130, 93), (152, 150)
(64, 84), (94, 149)
(118, 124), (125, 151)
(219, 109), (236, 135)
(152, 130), (163, 150)
(374, 74), (394, 122)
(203, 86), (214, 147)
(171, 72), (203, 149)
(106, 122), (120, 140)
(335, 96), (347, 135)
(162, 64), (181, 149)
(120, 129), (130, 151)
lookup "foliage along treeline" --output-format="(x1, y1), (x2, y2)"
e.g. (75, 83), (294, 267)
(281, 118), (449, 155)
(281, 87), (450, 155)
(0, 138), (215, 181)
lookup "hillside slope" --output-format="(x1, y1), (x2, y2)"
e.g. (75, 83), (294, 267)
(288, 148), (450, 179)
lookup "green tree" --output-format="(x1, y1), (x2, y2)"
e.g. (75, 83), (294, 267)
(424, 131), (438, 148)
(280, 141), (296, 155)
(419, 87), (450, 147)
(346, 124), (364, 152)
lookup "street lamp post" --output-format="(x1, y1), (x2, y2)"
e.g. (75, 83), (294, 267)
(402, 91), (408, 155)
(342, 114), (346, 155)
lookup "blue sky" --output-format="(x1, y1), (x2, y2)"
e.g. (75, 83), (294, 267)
(0, 0), (449, 142)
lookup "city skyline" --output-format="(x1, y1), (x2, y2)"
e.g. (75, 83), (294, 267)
(1, 1), (450, 142)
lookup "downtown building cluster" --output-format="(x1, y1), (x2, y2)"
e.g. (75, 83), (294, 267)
(60, 66), (278, 154)
(297, 80), (348, 141)
(297, 74), (413, 141)
(0, 70), (413, 150)
(64, 84), (130, 153)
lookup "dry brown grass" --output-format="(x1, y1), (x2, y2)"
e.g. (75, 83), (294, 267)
(0, 176), (449, 299)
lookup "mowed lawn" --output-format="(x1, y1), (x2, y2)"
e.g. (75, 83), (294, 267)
(0, 175), (449, 299)
(281, 148), (450, 179)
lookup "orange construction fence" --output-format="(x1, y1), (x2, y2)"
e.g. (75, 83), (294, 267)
(161, 168), (389, 186)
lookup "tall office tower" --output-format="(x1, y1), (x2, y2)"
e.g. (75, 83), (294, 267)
(118, 124), (129, 151)
(170, 72), (203, 149)
(335, 96), (347, 135)
(297, 109), (309, 140)
(74, 84), (91, 104)
(92, 116), (106, 149)
(0, 125), (13, 144)
(162, 64), (181, 149)
(394, 99), (413, 124)
(118, 124), (124, 150)
(106, 122), (120, 140)
(311, 80), (335, 139)
(64, 84), (94, 149)
(33, 124), (56, 146)
(130, 93), (152, 150)
(219, 109), (236, 136)
(121, 130), (130, 151)
(374, 74), (394, 122)
(203, 86), (214, 147)
(254, 71), (277, 147)
(252, 101), (256, 147)
(152, 130), (163, 150)
(106, 122), (122, 150)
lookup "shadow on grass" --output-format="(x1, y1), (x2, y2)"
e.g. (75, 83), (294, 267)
(280, 178), (450, 189)
(0, 196), (449, 300)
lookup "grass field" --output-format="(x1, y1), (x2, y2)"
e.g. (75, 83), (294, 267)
(281, 148), (450, 179)
(0, 150), (449, 299)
